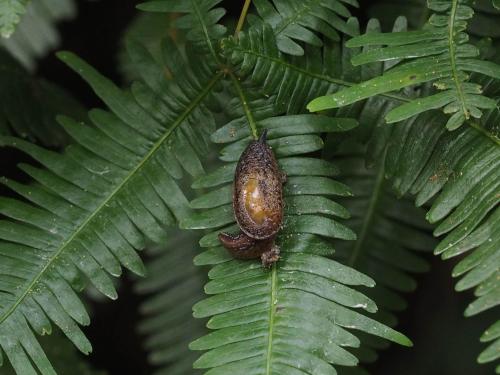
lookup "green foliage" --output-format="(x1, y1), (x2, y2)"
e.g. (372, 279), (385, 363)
(249, 0), (358, 55)
(0, 32), (218, 374)
(0, 329), (106, 375)
(222, 22), (341, 114)
(308, 0), (500, 130)
(118, 12), (184, 83)
(136, 0), (227, 64)
(384, 108), (500, 371)
(136, 230), (206, 375)
(0, 0), (499, 374)
(0, 0), (28, 38)
(332, 142), (435, 365)
(0, 48), (84, 146)
(182, 110), (413, 373)
(0, 0), (75, 69)
(223, 9), (499, 370)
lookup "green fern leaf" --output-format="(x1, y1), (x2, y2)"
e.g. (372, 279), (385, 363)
(0, 0), (29, 38)
(0, 48), (83, 146)
(181, 86), (413, 372)
(136, 0), (226, 64)
(308, 0), (500, 130)
(222, 18), (416, 117)
(249, 0), (358, 56)
(0, 39), (220, 374)
(221, 22), (352, 114)
(367, 0), (500, 39)
(385, 107), (500, 370)
(0, 0), (76, 69)
(136, 230), (206, 375)
(329, 141), (435, 366)
(0, 328), (107, 375)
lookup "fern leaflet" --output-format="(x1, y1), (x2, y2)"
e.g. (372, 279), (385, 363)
(308, 0), (500, 130)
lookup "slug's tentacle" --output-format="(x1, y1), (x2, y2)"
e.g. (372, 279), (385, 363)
(258, 128), (268, 143)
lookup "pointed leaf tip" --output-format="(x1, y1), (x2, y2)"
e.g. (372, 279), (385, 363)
(398, 334), (413, 347)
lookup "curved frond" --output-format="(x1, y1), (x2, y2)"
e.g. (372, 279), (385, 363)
(136, 230), (206, 375)
(0, 38), (220, 373)
(385, 107), (500, 371)
(249, 0), (358, 56)
(181, 93), (413, 373)
(308, 0), (500, 130)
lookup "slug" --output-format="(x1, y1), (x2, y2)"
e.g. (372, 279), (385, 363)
(218, 130), (286, 267)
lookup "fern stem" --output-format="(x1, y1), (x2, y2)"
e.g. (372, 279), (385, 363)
(265, 264), (278, 375)
(348, 150), (386, 267)
(447, 0), (469, 120)
(0, 71), (224, 327)
(228, 71), (259, 139)
(234, 0), (252, 37)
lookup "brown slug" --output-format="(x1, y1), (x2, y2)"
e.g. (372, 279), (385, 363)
(218, 130), (286, 267)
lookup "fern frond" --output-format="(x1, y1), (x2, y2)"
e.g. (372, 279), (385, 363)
(249, 0), (358, 56)
(136, 230), (206, 375)
(0, 38), (220, 373)
(0, 0), (28, 38)
(1, 328), (106, 375)
(222, 18), (416, 116)
(308, 0), (500, 130)
(0, 48), (83, 146)
(181, 88), (413, 372)
(332, 141), (436, 366)
(385, 107), (500, 370)
(136, 0), (226, 64)
(0, 0), (76, 69)
(222, 22), (348, 114)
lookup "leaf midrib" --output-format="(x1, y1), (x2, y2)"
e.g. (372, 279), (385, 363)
(447, 0), (469, 120)
(228, 71), (259, 139)
(0, 72), (223, 326)
(275, 0), (319, 35)
(265, 264), (278, 375)
(191, 0), (221, 65)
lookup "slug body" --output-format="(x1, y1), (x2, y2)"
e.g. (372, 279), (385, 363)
(218, 130), (285, 267)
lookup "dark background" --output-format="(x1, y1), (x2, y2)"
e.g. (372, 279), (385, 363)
(2, 1), (496, 374)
